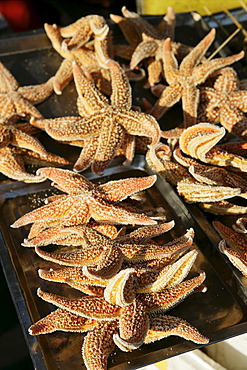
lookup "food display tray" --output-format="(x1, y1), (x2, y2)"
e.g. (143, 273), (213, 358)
(0, 10), (247, 370)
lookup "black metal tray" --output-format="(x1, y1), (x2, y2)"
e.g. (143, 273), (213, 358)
(0, 10), (247, 370)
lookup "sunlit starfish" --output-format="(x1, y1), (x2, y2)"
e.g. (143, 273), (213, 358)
(0, 61), (54, 123)
(179, 123), (247, 172)
(32, 223), (195, 280)
(31, 60), (161, 175)
(34, 270), (207, 356)
(11, 167), (158, 232)
(29, 310), (208, 370)
(198, 67), (247, 139)
(110, 6), (192, 87)
(149, 29), (244, 125)
(44, 21), (113, 95)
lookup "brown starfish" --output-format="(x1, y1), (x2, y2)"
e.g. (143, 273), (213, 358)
(149, 29), (244, 126)
(31, 60), (161, 175)
(198, 67), (247, 139)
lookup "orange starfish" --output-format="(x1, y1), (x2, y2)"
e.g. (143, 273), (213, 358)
(149, 29), (244, 126)
(31, 60), (161, 175)
(198, 67), (247, 139)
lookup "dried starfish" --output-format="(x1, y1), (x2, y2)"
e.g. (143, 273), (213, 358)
(213, 221), (247, 255)
(218, 240), (247, 277)
(11, 167), (158, 232)
(198, 67), (247, 139)
(179, 123), (247, 172)
(44, 21), (113, 95)
(29, 310), (208, 370)
(0, 61), (54, 123)
(110, 6), (191, 87)
(31, 60), (161, 175)
(233, 217), (247, 234)
(0, 146), (69, 182)
(149, 29), (244, 125)
(199, 200), (247, 215)
(35, 270), (207, 355)
(32, 223), (194, 280)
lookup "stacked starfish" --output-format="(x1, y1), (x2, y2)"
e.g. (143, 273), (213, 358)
(148, 29), (244, 126)
(0, 62), (70, 181)
(147, 123), (247, 215)
(26, 221), (208, 369)
(31, 59), (161, 175)
(213, 220), (247, 277)
(110, 6), (192, 88)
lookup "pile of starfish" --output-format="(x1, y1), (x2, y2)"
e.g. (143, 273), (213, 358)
(0, 6), (247, 183)
(11, 167), (209, 369)
(147, 122), (247, 215)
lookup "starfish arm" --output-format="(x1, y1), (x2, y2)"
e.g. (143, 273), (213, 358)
(37, 288), (120, 319)
(104, 268), (136, 306)
(38, 115), (102, 141)
(0, 61), (19, 92)
(97, 175), (157, 202)
(0, 147), (45, 182)
(53, 59), (74, 95)
(29, 308), (97, 335)
(114, 299), (149, 351)
(10, 127), (48, 155)
(130, 41), (158, 69)
(229, 90), (247, 112)
(119, 132), (136, 165)
(73, 137), (98, 172)
(158, 6), (176, 38)
(84, 246), (124, 279)
(233, 217), (247, 234)
(219, 105), (247, 139)
(180, 29), (216, 73)
(38, 266), (108, 286)
(82, 320), (118, 370)
(145, 57), (163, 87)
(11, 195), (89, 228)
(139, 271), (207, 313)
(72, 62), (109, 114)
(219, 239), (247, 276)
(0, 95), (18, 120)
(138, 250), (198, 294)
(200, 200), (247, 215)
(116, 109), (161, 145)
(36, 167), (93, 193)
(108, 60), (132, 110)
(119, 221), (175, 243)
(162, 38), (180, 85)
(89, 197), (157, 226)
(213, 221), (247, 254)
(145, 315), (209, 344)
(20, 147), (70, 167)
(92, 119), (124, 175)
(13, 94), (44, 119)
(35, 244), (104, 266)
(44, 23), (69, 57)
(0, 125), (11, 147)
(150, 84), (182, 120)
(194, 51), (244, 85)
(198, 87), (221, 122)
(121, 228), (194, 261)
(18, 77), (54, 104)
(181, 84), (200, 127)
(60, 17), (92, 49)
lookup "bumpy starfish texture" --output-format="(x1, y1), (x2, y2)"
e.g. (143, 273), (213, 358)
(0, 61), (54, 123)
(31, 60), (161, 175)
(179, 123), (247, 173)
(198, 67), (247, 139)
(110, 6), (191, 87)
(11, 167), (158, 232)
(218, 240), (247, 277)
(44, 21), (113, 95)
(32, 222), (194, 280)
(149, 29), (244, 126)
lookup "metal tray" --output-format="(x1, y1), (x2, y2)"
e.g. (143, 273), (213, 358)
(1, 155), (247, 370)
(0, 10), (247, 370)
